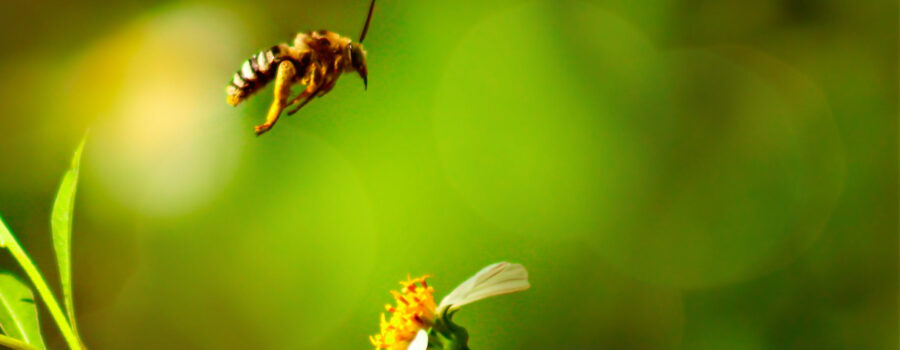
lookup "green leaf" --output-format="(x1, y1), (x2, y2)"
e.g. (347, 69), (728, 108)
(51, 136), (86, 340)
(0, 272), (45, 350)
(0, 216), (80, 350)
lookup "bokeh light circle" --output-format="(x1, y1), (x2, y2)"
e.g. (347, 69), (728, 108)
(435, 0), (844, 289)
(587, 46), (845, 289)
(115, 132), (378, 349)
(434, 1), (653, 239)
(61, 5), (247, 217)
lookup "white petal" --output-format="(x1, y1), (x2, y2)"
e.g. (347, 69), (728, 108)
(437, 262), (530, 312)
(407, 329), (428, 350)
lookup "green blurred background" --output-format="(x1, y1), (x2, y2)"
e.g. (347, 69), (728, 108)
(0, 0), (896, 349)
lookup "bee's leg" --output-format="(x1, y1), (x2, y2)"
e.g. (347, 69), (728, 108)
(285, 69), (343, 116)
(285, 63), (321, 108)
(285, 82), (324, 116)
(254, 60), (297, 136)
(286, 71), (330, 116)
(285, 85), (316, 112)
(318, 74), (340, 95)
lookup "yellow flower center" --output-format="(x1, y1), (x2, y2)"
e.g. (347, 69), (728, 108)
(370, 275), (437, 349)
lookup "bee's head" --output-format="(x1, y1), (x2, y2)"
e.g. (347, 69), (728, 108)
(348, 43), (368, 90)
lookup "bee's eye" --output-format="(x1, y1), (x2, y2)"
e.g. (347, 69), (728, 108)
(348, 48), (358, 65)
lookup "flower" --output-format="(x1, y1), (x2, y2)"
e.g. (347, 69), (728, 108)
(369, 276), (438, 349)
(370, 262), (530, 350)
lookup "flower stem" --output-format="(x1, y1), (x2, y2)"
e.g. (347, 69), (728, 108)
(0, 217), (82, 350)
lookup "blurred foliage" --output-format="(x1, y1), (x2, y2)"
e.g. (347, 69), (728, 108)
(0, 272), (45, 349)
(51, 137), (86, 340)
(0, 137), (88, 350)
(0, 0), (895, 349)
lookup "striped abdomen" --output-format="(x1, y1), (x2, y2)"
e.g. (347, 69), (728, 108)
(226, 45), (287, 106)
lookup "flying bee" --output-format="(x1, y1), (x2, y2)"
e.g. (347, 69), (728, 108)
(227, 0), (376, 136)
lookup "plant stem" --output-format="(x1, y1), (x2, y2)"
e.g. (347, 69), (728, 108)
(0, 218), (82, 350)
(0, 334), (39, 350)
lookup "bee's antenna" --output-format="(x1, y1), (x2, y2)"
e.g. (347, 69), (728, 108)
(358, 0), (376, 42)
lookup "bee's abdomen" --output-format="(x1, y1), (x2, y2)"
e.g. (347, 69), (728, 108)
(226, 45), (285, 106)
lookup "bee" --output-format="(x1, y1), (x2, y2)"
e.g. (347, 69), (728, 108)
(227, 0), (376, 136)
